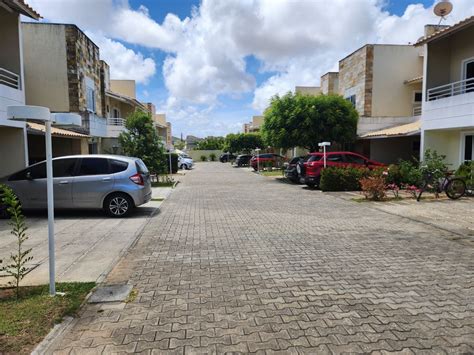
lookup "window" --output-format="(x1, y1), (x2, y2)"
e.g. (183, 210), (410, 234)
(110, 159), (129, 173)
(307, 155), (322, 162)
(53, 159), (77, 177)
(135, 160), (149, 174)
(463, 59), (474, 93)
(413, 91), (422, 102)
(77, 158), (109, 176)
(344, 154), (366, 165)
(113, 108), (120, 118)
(327, 154), (344, 162)
(465, 135), (473, 162)
(346, 95), (356, 107)
(85, 77), (96, 112)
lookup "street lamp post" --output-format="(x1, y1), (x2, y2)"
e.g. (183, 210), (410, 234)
(318, 141), (331, 168)
(7, 106), (81, 296)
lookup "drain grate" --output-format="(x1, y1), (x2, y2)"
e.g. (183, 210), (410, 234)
(88, 284), (133, 303)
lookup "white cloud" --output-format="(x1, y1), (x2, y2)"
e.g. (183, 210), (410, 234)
(25, 0), (474, 136)
(86, 33), (156, 84)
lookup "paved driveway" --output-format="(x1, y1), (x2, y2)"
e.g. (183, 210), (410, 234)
(49, 163), (473, 354)
(0, 204), (158, 286)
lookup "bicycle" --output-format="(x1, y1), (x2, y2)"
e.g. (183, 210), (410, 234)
(416, 168), (466, 202)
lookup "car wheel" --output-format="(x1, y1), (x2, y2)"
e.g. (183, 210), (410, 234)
(306, 183), (316, 188)
(180, 164), (185, 170)
(104, 193), (134, 218)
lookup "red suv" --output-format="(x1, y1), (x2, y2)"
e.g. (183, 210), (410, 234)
(250, 154), (285, 171)
(297, 151), (385, 187)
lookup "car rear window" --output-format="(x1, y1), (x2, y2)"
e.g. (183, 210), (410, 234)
(110, 159), (129, 173)
(135, 159), (149, 174)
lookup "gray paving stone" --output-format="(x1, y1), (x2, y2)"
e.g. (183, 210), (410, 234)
(47, 163), (474, 353)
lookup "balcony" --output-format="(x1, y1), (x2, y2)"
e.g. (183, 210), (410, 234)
(422, 77), (474, 131)
(106, 117), (127, 138)
(412, 103), (422, 116)
(0, 67), (24, 121)
(427, 77), (474, 101)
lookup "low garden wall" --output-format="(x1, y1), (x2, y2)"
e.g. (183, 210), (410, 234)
(187, 150), (223, 161)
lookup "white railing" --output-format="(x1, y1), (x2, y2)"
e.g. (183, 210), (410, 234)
(107, 118), (125, 126)
(413, 103), (422, 116)
(0, 67), (20, 90)
(427, 77), (474, 101)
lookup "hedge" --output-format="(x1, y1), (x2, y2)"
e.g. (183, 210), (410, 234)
(320, 167), (370, 191)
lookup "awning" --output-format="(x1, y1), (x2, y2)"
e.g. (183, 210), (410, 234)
(415, 16), (474, 46)
(404, 76), (423, 85)
(360, 121), (421, 139)
(27, 122), (89, 138)
(105, 90), (148, 111)
(1, 0), (41, 19)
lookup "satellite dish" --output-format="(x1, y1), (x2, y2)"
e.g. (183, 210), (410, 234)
(434, 1), (453, 18)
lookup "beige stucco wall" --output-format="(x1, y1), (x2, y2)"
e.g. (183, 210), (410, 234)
(423, 130), (461, 168)
(154, 113), (167, 126)
(110, 80), (136, 99)
(369, 136), (420, 164)
(372, 45), (423, 117)
(252, 115), (264, 127)
(0, 127), (26, 176)
(295, 86), (321, 95)
(0, 9), (21, 77)
(22, 23), (70, 112)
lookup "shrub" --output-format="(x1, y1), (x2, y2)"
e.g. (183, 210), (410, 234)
(386, 160), (422, 187)
(0, 185), (33, 300)
(320, 167), (369, 191)
(200, 155), (207, 162)
(420, 149), (447, 181)
(360, 176), (387, 201)
(209, 153), (216, 161)
(455, 161), (473, 187)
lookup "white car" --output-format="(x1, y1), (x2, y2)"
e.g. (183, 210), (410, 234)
(178, 154), (194, 170)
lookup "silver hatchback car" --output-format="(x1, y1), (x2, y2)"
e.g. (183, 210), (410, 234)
(1, 155), (152, 217)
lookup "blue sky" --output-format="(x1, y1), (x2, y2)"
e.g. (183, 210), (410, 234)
(29, 0), (472, 138)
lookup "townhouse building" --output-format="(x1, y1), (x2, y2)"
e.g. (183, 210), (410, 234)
(0, 0), (40, 176)
(416, 16), (474, 168)
(337, 44), (424, 163)
(242, 115), (264, 133)
(22, 23), (120, 155)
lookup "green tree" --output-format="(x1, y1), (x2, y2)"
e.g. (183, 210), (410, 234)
(174, 140), (185, 150)
(195, 136), (225, 150)
(119, 110), (166, 174)
(262, 93), (358, 151)
(224, 133), (263, 153)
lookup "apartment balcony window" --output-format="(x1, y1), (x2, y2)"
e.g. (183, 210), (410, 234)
(0, 67), (20, 90)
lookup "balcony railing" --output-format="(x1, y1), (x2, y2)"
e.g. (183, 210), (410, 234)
(0, 67), (20, 90)
(427, 77), (474, 101)
(413, 103), (422, 116)
(107, 118), (125, 126)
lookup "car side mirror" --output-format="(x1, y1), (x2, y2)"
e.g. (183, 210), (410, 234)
(26, 171), (33, 180)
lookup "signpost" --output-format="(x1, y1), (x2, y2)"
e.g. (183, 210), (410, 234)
(318, 141), (331, 168)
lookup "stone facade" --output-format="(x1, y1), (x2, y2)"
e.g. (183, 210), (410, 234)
(320, 72), (339, 95)
(338, 44), (373, 117)
(65, 25), (103, 117)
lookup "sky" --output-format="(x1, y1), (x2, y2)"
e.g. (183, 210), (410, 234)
(25, 0), (474, 139)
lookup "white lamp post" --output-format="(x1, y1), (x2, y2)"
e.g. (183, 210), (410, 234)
(7, 106), (81, 296)
(318, 141), (331, 168)
(255, 147), (261, 172)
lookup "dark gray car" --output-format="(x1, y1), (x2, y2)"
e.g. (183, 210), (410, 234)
(1, 155), (152, 217)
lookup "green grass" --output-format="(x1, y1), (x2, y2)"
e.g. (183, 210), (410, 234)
(0, 282), (95, 354)
(259, 170), (284, 177)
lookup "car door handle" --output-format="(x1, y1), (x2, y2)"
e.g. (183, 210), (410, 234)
(59, 180), (69, 185)
(102, 177), (111, 182)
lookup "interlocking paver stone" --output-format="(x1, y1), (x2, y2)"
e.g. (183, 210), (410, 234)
(48, 163), (474, 353)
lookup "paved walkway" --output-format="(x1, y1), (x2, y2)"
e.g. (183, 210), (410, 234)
(49, 163), (473, 354)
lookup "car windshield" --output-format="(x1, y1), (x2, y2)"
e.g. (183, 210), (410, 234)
(307, 155), (322, 162)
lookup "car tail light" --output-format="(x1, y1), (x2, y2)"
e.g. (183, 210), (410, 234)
(129, 173), (144, 186)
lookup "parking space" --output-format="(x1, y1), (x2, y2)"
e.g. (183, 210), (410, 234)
(0, 200), (160, 286)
